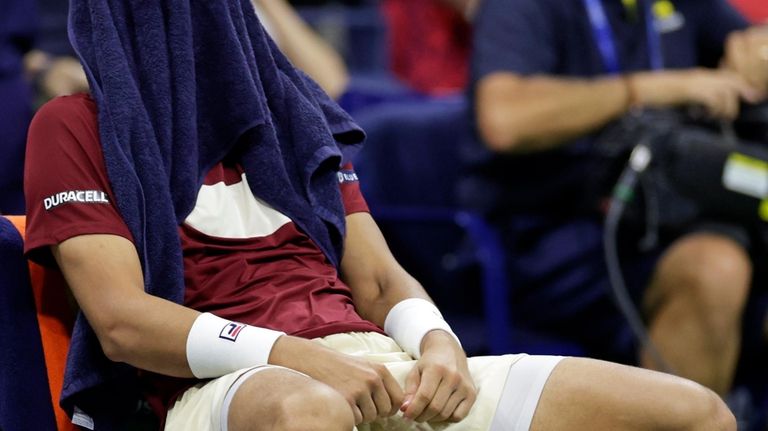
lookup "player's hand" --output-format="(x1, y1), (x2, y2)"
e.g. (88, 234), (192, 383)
(269, 336), (403, 425)
(400, 330), (476, 423)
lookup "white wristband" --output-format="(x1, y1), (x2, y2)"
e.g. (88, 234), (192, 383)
(186, 313), (285, 379)
(384, 298), (461, 359)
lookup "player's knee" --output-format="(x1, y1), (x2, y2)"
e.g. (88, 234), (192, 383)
(274, 382), (354, 431)
(699, 389), (736, 431)
(669, 384), (735, 431)
(712, 401), (738, 431)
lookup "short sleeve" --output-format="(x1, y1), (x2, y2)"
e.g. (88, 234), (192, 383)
(23, 94), (133, 266)
(338, 163), (369, 215)
(472, 0), (559, 79)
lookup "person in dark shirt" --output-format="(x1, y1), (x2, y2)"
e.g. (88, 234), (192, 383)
(470, 0), (768, 397)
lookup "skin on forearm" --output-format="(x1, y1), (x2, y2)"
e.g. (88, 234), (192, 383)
(476, 68), (759, 154)
(340, 212), (433, 327)
(338, 213), (471, 423)
(52, 234), (199, 378)
(252, 0), (349, 99)
(476, 73), (630, 153)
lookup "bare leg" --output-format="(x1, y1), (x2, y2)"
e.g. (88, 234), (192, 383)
(228, 368), (354, 431)
(642, 233), (751, 395)
(530, 357), (736, 430)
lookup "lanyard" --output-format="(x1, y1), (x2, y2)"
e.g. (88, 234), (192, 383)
(582, 0), (664, 74)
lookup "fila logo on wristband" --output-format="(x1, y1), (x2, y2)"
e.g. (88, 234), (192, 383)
(187, 313), (285, 378)
(220, 322), (246, 341)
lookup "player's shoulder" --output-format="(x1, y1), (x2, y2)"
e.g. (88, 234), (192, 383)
(27, 93), (102, 162)
(30, 93), (98, 133)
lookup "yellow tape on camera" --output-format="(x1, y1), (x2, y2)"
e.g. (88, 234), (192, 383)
(723, 153), (768, 200)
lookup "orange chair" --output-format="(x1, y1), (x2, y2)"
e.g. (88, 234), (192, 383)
(3, 216), (76, 431)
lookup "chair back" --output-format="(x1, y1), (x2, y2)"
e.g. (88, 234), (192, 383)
(0, 215), (75, 431)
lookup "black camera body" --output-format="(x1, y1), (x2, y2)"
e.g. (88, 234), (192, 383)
(596, 105), (768, 238)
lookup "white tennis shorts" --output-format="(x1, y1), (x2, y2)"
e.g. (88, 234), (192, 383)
(165, 332), (563, 431)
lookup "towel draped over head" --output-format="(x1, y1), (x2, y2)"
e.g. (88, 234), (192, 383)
(64, 0), (364, 422)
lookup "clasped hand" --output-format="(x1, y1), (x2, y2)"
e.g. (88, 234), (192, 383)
(276, 332), (476, 426)
(400, 330), (477, 424)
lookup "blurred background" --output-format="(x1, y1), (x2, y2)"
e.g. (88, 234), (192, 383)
(2, 0), (768, 428)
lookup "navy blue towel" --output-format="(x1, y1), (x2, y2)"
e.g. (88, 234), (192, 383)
(65, 0), (364, 423)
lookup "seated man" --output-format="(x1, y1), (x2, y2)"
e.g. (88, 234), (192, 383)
(24, 0), (735, 429)
(470, 0), (768, 397)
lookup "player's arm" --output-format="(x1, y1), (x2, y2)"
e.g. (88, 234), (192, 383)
(54, 232), (403, 425)
(340, 212), (476, 423)
(339, 213), (428, 325)
(476, 69), (761, 154)
(51, 234), (200, 377)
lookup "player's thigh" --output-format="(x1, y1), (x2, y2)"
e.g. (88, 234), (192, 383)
(228, 367), (353, 431)
(530, 357), (734, 431)
(167, 366), (353, 431)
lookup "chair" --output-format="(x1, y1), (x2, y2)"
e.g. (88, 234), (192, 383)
(0, 215), (76, 431)
(352, 97), (514, 355)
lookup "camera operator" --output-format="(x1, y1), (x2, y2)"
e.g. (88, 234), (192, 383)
(469, 0), (768, 399)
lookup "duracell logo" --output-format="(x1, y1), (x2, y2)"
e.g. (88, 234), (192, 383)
(44, 190), (110, 211)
